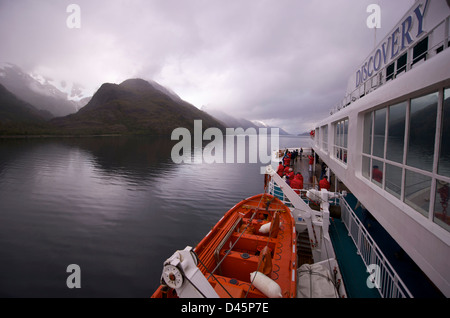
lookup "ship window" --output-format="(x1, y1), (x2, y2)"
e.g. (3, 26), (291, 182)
(314, 127), (320, 146)
(434, 179), (450, 232)
(438, 88), (450, 177)
(387, 101), (407, 163)
(334, 118), (348, 165)
(373, 108), (386, 159)
(321, 125), (328, 152)
(361, 88), (450, 232)
(396, 53), (407, 74)
(362, 156), (371, 179)
(412, 36), (428, 66)
(386, 62), (395, 81)
(385, 164), (402, 199)
(363, 112), (372, 155)
(372, 159), (384, 188)
(405, 169), (431, 218)
(343, 119), (348, 148)
(406, 92), (438, 172)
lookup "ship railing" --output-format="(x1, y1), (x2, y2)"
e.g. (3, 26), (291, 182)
(268, 179), (316, 208)
(339, 197), (414, 298)
(330, 14), (450, 115)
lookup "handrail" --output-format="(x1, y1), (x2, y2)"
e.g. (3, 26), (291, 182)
(340, 197), (413, 298)
(330, 16), (450, 115)
(268, 175), (413, 297)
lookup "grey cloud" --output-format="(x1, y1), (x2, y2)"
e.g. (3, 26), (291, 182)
(0, 0), (414, 134)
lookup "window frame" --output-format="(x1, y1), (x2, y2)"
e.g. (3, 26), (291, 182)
(360, 86), (450, 232)
(333, 118), (348, 165)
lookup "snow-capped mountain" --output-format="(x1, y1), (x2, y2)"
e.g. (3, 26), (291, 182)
(29, 72), (91, 103)
(0, 63), (91, 117)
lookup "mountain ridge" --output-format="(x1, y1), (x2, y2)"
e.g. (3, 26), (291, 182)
(0, 83), (53, 135)
(0, 63), (90, 117)
(202, 106), (291, 135)
(50, 78), (225, 135)
(0, 69), (291, 137)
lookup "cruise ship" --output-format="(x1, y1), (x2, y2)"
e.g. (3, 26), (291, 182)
(308, 0), (449, 297)
(153, 0), (449, 298)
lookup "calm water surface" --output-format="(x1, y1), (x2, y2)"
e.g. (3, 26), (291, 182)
(0, 135), (309, 297)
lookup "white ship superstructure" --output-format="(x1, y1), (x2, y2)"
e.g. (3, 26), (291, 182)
(312, 0), (450, 297)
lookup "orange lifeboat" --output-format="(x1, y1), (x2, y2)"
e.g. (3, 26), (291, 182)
(152, 193), (297, 298)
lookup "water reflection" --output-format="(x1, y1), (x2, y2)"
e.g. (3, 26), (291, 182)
(407, 92), (438, 172)
(59, 136), (179, 181)
(387, 101), (406, 163)
(0, 135), (309, 297)
(438, 88), (450, 177)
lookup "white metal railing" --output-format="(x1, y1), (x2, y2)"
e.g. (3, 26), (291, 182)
(330, 15), (450, 115)
(268, 180), (312, 208)
(340, 197), (414, 298)
(267, 174), (413, 297)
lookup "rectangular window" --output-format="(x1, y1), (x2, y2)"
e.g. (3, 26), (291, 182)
(397, 52), (407, 74)
(386, 62), (395, 81)
(385, 164), (403, 199)
(361, 88), (450, 232)
(373, 108), (386, 158)
(336, 122), (342, 147)
(343, 119), (348, 148)
(321, 125), (328, 152)
(334, 119), (348, 165)
(363, 112), (372, 155)
(434, 179), (450, 232)
(407, 92), (438, 172)
(438, 88), (450, 177)
(413, 36), (428, 66)
(405, 169), (431, 218)
(387, 101), (407, 163)
(362, 155), (371, 180)
(315, 128), (320, 146)
(372, 159), (384, 188)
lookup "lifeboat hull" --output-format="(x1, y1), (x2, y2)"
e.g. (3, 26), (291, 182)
(152, 193), (297, 298)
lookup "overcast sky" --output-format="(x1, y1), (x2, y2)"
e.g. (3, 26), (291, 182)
(0, 0), (414, 134)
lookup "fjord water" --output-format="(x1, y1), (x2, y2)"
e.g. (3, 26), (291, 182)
(0, 135), (309, 297)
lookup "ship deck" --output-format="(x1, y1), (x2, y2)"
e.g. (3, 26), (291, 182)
(284, 151), (444, 297)
(344, 193), (444, 298)
(291, 155), (379, 297)
(291, 153), (445, 298)
(329, 216), (381, 298)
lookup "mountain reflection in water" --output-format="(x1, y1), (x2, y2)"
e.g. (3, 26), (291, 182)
(0, 135), (309, 297)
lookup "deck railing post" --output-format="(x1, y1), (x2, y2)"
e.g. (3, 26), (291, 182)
(338, 196), (413, 298)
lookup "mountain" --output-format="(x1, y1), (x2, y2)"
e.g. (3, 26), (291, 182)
(0, 83), (52, 134)
(201, 107), (259, 130)
(51, 78), (225, 135)
(0, 63), (90, 117)
(202, 107), (291, 135)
